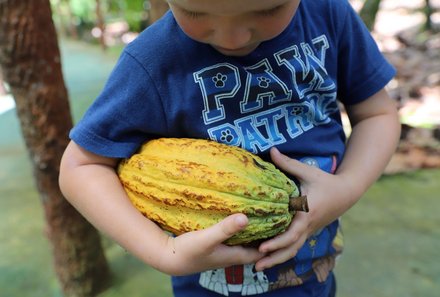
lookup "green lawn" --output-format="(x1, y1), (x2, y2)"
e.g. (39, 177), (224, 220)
(1, 39), (439, 297)
(335, 170), (440, 297)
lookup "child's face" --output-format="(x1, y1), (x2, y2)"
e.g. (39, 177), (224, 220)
(167, 0), (301, 56)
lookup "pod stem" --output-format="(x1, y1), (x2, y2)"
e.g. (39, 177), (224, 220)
(289, 195), (309, 212)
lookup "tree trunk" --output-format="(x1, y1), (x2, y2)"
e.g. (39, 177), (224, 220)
(0, 1), (111, 296)
(359, 0), (382, 31)
(423, 0), (433, 31)
(149, 0), (169, 24)
(95, 0), (107, 50)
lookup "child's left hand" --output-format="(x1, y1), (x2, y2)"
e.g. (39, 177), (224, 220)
(254, 88), (401, 271)
(254, 147), (351, 271)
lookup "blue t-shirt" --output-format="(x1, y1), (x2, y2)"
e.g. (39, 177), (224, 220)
(70, 0), (395, 295)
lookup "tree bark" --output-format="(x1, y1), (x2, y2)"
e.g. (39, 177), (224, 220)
(359, 0), (382, 31)
(423, 0), (433, 31)
(95, 0), (107, 50)
(0, 1), (111, 296)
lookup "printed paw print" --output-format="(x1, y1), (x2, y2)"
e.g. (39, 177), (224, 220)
(257, 76), (271, 88)
(220, 130), (234, 144)
(212, 73), (227, 88)
(290, 106), (304, 116)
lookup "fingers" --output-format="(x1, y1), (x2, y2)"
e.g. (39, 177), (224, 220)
(216, 213), (249, 242)
(254, 234), (307, 271)
(174, 214), (264, 273)
(255, 211), (310, 271)
(270, 147), (316, 181)
(259, 212), (308, 253)
(196, 213), (249, 251)
(270, 147), (303, 170)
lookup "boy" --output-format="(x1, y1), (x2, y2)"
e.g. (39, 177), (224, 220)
(59, 0), (401, 296)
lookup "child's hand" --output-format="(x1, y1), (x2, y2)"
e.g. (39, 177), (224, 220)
(255, 147), (349, 271)
(161, 213), (266, 275)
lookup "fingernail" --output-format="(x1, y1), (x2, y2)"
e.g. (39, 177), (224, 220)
(271, 147), (279, 154)
(235, 214), (248, 227)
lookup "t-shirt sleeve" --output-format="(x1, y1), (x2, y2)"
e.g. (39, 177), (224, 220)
(69, 51), (168, 158)
(336, 0), (396, 105)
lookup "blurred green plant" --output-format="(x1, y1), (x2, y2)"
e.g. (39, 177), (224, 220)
(122, 0), (148, 32)
(50, 0), (148, 39)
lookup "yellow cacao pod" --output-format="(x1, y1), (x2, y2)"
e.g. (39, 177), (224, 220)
(117, 138), (308, 245)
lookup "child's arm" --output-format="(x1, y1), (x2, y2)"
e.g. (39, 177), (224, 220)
(255, 88), (401, 271)
(59, 141), (265, 275)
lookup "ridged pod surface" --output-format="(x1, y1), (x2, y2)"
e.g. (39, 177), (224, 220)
(117, 138), (304, 245)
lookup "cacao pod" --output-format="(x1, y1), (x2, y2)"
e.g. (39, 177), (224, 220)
(117, 138), (308, 245)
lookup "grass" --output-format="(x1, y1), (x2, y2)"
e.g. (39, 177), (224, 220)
(335, 170), (440, 297)
(1, 39), (439, 297)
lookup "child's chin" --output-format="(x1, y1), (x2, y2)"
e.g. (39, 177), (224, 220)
(212, 44), (259, 56)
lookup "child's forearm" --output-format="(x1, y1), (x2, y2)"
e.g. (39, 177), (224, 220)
(312, 89), (400, 231)
(59, 142), (171, 271)
(336, 89), (401, 205)
(59, 141), (265, 275)
(310, 89), (400, 230)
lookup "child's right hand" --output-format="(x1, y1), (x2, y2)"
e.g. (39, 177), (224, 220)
(159, 213), (266, 276)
